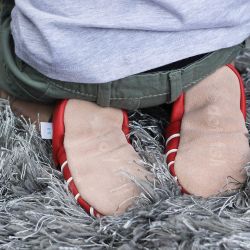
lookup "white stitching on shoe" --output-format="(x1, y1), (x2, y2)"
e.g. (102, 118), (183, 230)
(75, 193), (80, 201)
(90, 207), (95, 217)
(60, 161), (100, 216)
(167, 161), (175, 169)
(166, 133), (180, 145)
(66, 176), (73, 185)
(61, 160), (68, 173)
(166, 149), (178, 158)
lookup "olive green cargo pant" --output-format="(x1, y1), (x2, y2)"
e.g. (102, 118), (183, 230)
(0, 0), (245, 110)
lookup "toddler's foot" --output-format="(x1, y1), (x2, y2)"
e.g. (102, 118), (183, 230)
(166, 65), (250, 197)
(55, 100), (152, 216)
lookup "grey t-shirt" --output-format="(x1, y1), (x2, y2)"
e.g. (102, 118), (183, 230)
(11, 0), (250, 83)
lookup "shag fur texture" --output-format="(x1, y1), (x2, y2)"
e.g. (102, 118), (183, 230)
(1, 43), (250, 249)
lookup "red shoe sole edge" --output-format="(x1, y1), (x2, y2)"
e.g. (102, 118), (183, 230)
(52, 100), (130, 217)
(165, 64), (247, 194)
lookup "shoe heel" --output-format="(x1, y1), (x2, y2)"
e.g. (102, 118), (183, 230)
(226, 64), (246, 120)
(52, 99), (68, 168)
(122, 110), (131, 144)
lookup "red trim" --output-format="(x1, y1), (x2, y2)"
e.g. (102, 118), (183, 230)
(226, 64), (246, 120)
(52, 100), (130, 217)
(165, 121), (182, 142)
(68, 179), (79, 196)
(62, 164), (71, 180)
(170, 94), (185, 123)
(52, 99), (68, 166)
(165, 93), (188, 194)
(122, 110), (131, 143)
(165, 65), (247, 195)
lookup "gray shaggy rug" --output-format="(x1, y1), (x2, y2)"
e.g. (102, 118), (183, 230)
(1, 43), (250, 250)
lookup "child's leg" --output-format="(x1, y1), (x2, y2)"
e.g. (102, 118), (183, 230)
(0, 90), (55, 123)
(174, 66), (250, 196)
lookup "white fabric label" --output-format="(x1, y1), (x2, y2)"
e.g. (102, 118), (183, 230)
(40, 122), (53, 139)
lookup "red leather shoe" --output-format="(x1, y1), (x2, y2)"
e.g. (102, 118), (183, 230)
(52, 100), (130, 217)
(164, 64), (247, 194)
